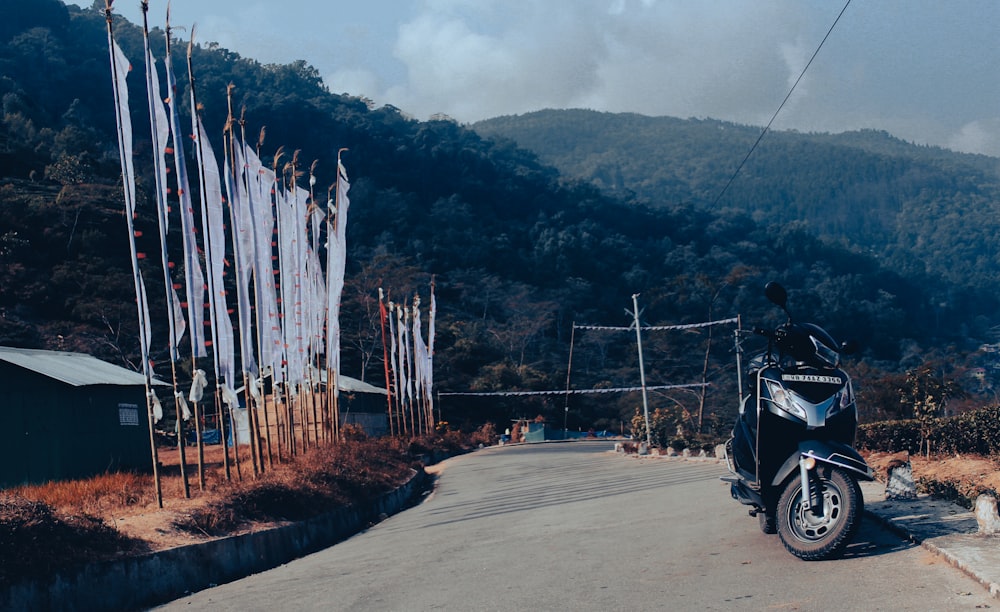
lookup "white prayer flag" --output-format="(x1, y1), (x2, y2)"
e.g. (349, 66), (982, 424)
(164, 31), (206, 358)
(224, 145), (258, 376)
(143, 38), (187, 358)
(109, 39), (154, 380)
(325, 160), (351, 381)
(193, 113), (235, 386)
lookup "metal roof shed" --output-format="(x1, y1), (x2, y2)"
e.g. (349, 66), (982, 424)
(0, 346), (162, 488)
(317, 371), (390, 436)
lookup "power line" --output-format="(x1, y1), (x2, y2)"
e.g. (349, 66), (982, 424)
(575, 317), (738, 332)
(713, 0), (853, 207)
(438, 383), (709, 398)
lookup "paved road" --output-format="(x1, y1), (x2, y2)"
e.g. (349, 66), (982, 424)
(159, 441), (994, 610)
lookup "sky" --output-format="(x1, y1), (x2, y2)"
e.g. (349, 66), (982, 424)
(71, 0), (1000, 157)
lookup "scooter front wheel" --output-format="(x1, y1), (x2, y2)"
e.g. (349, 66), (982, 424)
(776, 465), (862, 560)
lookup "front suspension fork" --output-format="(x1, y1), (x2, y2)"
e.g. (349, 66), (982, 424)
(799, 455), (819, 511)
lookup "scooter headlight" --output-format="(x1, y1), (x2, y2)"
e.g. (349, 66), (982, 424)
(764, 380), (808, 421)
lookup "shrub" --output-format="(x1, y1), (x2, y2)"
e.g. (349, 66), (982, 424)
(668, 438), (688, 452)
(0, 494), (148, 584)
(858, 404), (1000, 456)
(857, 419), (923, 454)
(469, 422), (497, 447)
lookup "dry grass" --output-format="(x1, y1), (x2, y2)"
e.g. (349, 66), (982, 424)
(866, 451), (1000, 508)
(10, 472), (156, 516)
(0, 427), (493, 586)
(173, 437), (416, 535)
(0, 493), (150, 585)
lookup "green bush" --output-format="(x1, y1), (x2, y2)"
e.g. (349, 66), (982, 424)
(858, 404), (1000, 456)
(857, 419), (922, 454)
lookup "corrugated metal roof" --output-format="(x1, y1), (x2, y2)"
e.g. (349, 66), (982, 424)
(0, 346), (164, 387)
(315, 370), (388, 395)
(338, 374), (388, 395)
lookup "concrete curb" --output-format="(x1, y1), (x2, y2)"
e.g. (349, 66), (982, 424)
(1, 468), (430, 611)
(861, 480), (1000, 599)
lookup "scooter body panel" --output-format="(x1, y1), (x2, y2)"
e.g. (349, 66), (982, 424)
(770, 439), (875, 488)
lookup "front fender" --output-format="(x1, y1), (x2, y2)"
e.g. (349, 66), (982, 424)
(771, 440), (874, 487)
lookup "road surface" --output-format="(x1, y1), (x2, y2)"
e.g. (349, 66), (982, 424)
(158, 441), (993, 610)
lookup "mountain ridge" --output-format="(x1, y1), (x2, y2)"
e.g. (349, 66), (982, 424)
(0, 0), (995, 430)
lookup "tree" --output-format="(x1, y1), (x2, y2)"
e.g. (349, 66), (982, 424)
(899, 366), (963, 457)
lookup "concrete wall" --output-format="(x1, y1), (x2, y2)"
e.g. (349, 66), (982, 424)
(1, 469), (428, 611)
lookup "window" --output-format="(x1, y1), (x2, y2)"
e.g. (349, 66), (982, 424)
(118, 403), (140, 426)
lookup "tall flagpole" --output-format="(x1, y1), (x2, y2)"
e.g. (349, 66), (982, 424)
(388, 300), (404, 435)
(379, 288), (395, 436)
(306, 160), (324, 446)
(326, 148), (350, 442)
(236, 108), (264, 474)
(223, 85), (246, 480)
(104, 0), (162, 508)
(252, 129), (276, 469)
(412, 295), (427, 434)
(271, 148), (289, 461)
(403, 303), (416, 434)
(141, 0), (189, 498)
(427, 279), (436, 430)
(164, 5), (207, 490)
(187, 27), (231, 481)
(394, 302), (410, 436)
(283, 150), (304, 455)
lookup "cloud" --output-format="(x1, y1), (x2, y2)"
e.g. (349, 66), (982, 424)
(78, 0), (1000, 157)
(328, 68), (382, 100)
(368, 0), (999, 158)
(380, 0), (825, 126)
(948, 120), (1000, 158)
(386, 3), (607, 121)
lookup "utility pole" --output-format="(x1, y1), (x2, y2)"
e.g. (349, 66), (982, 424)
(629, 294), (652, 450)
(564, 323), (575, 440)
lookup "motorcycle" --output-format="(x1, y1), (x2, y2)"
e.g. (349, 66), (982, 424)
(722, 281), (873, 560)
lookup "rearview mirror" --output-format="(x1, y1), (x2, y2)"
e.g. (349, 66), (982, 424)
(764, 281), (787, 309)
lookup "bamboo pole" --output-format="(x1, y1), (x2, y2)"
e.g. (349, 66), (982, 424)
(379, 288), (395, 437)
(186, 27), (231, 481)
(404, 304), (418, 435)
(237, 118), (263, 475)
(140, 0), (190, 498)
(104, 0), (162, 507)
(262, 385), (274, 468)
(163, 8), (206, 491)
(222, 86), (243, 482)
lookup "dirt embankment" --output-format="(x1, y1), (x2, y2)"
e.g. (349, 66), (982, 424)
(865, 451), (1000, 506)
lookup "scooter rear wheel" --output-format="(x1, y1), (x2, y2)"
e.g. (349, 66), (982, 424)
(776, 465), (862, 560)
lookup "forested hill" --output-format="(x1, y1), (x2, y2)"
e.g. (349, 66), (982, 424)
(0, 0), (996, 430)
(473, 109), (1000, 293)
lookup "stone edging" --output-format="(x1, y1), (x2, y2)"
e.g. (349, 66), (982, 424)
(1, 468), (430, 611)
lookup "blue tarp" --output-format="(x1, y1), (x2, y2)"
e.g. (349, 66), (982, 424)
(186, 428), (222, 445)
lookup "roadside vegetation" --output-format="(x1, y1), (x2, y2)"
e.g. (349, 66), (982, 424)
(0, 425), (496, 586)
